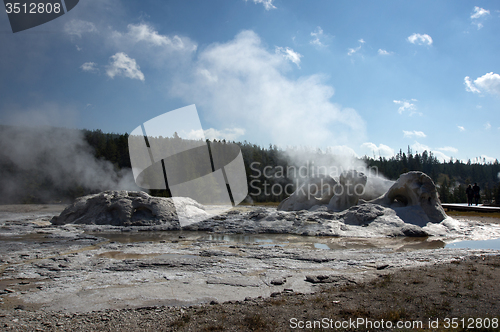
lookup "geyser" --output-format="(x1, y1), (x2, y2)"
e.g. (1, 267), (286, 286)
(278, 171), (447, 225)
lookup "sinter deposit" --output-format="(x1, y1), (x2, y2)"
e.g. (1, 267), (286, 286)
(51, 191), (208, 227)
(50, 171), (454, 237)
(278, 171), (447, 224)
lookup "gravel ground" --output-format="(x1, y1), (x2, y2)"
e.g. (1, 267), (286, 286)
(1, 254), (499, 331)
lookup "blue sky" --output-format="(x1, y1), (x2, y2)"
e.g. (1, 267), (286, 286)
(1, 0), (499, 163)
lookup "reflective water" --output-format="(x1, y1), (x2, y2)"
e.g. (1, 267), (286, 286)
(3, 230), (499, 251)
(86, 231), (447, 251)
(446, 237), (500, 250)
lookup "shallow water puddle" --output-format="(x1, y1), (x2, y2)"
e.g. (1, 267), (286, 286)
(87, 231), (447, 251)
(446, 237), (500, 250)
(5, 229), (499, 251)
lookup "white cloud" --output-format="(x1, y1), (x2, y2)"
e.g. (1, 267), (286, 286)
(480, 155), (497, 164)
(432, 150), (451, 162)
(403, 130), (426, 138)
(474, 72), (500, 96)
(361, 142), (394, 158)
(64, 19), (98, 38)
(411, 141), (431, 153)
(378, 49), (393, 55)
(106, 53), (145, 81)
(464, 76), (481, 93)
(310, 26), (325, 47)
(485, 122), (491, 130)
(438, 146), (458, 154)
(457, 125), (465, 132)
(275, 46), (303, 68)
(248, 0), (276, 10)
(407, 33), (433, 46)
(471, 6), (490, 19)
(111, 23), (197, 53)
(81, 62), (99, 73)
(471, 6), (490, 29)
(393, 99), (421, 116)
(197, 69), (218, 83)
(185, 127), (245, 141)
(347, 39), (365, 56)
(347, 48), (358, 56)
(171, 30), (366, 148)
(412, 141), (452, 162)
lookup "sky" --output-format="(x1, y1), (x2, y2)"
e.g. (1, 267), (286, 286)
(0, 0), (499, 163)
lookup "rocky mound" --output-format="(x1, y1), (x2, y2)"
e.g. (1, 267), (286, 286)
(278, 171), (447, 225)
(369, 171), (447, 224)
(50, 191), (207, 227)
(49, 172), (449, 237)
(184, 203), (429, 237)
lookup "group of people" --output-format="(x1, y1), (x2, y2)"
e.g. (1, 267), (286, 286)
(466, 183), (480, 206)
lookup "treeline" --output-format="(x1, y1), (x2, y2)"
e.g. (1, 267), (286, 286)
(1, 127), (499, 205)
(81, 131), (500, 205)
(365, 149), (500, 205)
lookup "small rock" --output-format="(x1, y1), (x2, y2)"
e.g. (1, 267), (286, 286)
(376, 264), (390, 270)
(271, 277), (286, 286)
(270, 292), (281, 297)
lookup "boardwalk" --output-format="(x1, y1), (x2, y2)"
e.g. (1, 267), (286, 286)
(441, 203), (500, 213)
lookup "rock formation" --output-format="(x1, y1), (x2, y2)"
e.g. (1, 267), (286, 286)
(278, 170), (376, 212)
(49, 172), (447, 236)
(328, 170), (367, 211)
(368, 171), (447, 224)
(51, 191), (207, 227)
(277, 174), (337, 211)
(277, 171), (447, 225)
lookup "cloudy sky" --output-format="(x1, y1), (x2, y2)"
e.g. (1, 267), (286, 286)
(1, 0), (499, 162)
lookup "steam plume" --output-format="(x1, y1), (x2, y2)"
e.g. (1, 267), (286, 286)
(282, 147), (394, 199)
(0, 125), (138, 203)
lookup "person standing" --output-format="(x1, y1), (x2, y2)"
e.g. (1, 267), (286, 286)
(472, 183), (480, 206)
(466, 184), (474, 206)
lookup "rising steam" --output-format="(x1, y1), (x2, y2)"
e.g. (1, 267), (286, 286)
(0, 125), (138, 203)
(282, 147), (394, 199)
